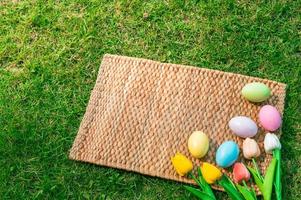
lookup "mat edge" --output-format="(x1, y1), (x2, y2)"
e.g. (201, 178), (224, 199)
(102, 53), (287, 88)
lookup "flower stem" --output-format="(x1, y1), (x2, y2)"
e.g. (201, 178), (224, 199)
(252, 158), (263, 181)
(242, 180), (248, 189)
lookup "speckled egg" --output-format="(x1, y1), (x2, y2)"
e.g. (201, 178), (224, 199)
(259, 105), (282, 131)
(242, 82), (271, 102)
(188, 131), (209, 158)
(229, 116), (258, 138)
(216, 141), (239, 168)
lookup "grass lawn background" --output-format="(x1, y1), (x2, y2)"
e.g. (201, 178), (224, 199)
(0, 0), (300, 199)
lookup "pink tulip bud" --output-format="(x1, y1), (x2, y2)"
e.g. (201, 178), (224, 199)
(233, 162), (250, 183)
(243, 138), (261, 159)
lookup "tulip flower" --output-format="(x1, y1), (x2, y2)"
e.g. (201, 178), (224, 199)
(243, 138), (261, 159)
(242, 138), (261, 180)
(200, 162), (222, 184)
(171, 154), (217, 199)
(233, 163), (257, 200)
(171, 153), (193, 176)
(200, 163), (245, 200)
(264, 133), (282, 200)
(246, 133), (281, 200)
(233, 162), (250, 183)
(264, 133), (281, 154)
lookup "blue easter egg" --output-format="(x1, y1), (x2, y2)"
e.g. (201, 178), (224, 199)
(215, 141), (239, 168)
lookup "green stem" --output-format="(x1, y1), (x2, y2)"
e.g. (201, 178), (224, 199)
(252, 158), (263, 181)
(273, 149), (282, 200)
(242, 180), (248, 189)
(249, 178), (257, 198)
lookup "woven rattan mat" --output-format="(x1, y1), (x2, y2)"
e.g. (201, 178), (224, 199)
(69, 54), (286, 191)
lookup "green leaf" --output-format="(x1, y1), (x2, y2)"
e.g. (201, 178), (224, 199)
(218, 176), (244, 200)
(250, 187), (257, 199)
(224, 175), (237, 189)
(221, 183), (244, 200)
(247, 167), (264, 193)
(243, 181), (258, 200)
(189, 172), (204, 190)
(252, 158), (263, 181)
(263, 158), (277, 200)
(236, 184), (257, 200)
(197, 168), (216, 199)
(273, 149), (282, 200)
(184, 185), (215, 200)
(197, 168), (206, 185)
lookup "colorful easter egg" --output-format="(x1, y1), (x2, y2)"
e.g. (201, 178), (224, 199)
(229, 116), (258, 138)
(242, 82), (271, 102)
(188, 131), (209, 158)
(259, 105), (282, 131)
(216, 141), (239, 168)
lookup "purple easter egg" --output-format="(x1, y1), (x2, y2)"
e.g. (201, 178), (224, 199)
(229, 116), (258, 138)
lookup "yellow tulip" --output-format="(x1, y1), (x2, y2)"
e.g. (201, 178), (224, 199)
(200, 162), (223, 184)
(171, 153), (193, 176)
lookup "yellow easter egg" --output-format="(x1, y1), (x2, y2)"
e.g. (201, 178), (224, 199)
(188, 131), (209, 158)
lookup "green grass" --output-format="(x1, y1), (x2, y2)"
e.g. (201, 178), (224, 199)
(0, 0), (300, 199)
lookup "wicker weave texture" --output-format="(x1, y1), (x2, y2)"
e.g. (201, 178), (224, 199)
(69, 54), (286, 191)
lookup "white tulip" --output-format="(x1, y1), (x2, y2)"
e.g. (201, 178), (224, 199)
(264, 133), (281, 153)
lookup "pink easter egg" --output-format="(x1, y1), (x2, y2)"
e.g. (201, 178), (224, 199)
(259, 105), (282, 131)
